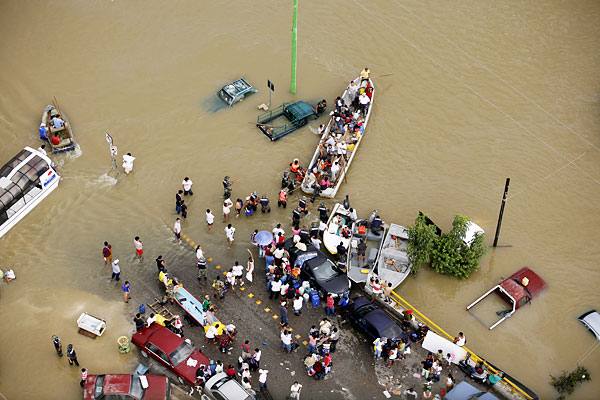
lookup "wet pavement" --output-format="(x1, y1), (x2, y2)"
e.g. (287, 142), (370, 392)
(128, 232), (484, 400)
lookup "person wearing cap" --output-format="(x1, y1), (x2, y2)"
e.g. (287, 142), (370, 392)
(39, 123), (48, 140)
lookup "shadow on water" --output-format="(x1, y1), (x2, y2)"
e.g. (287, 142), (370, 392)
(202, 95), (229, 113)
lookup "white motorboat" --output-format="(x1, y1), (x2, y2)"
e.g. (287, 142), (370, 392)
(0, 147), (60, 239)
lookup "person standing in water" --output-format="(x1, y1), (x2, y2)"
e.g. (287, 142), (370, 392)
(102, 241), (112, 266)
(66, 344), (80, 366)
(182, 177), (193, 196)
(52, 335), (63, 357)
(133, 236), (144, 262)
(206, 209), (215, 231)
(122, 281), (131, 303)
(122, 152), (135, 174)
(173, 218), (182, 243)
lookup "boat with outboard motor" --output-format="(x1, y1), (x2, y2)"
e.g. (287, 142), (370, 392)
(369, 223), (412, 290)
(40, 103), (76, 153)
(322, 202), (356, 255)
(346, 210), (386, 284)
(300, 75), (374, 198)
(0, 147), (60, 239)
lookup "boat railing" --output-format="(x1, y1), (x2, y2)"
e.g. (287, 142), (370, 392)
(389, 289), (536, 400)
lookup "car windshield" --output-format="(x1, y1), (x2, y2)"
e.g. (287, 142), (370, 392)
(129, 376), (144, 400)
(94, 375), (105, 398)
(311, 261), (339, 281)
(169, 342), (195, 366)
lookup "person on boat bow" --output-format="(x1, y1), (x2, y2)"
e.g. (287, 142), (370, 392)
(360, 67), (370, 83)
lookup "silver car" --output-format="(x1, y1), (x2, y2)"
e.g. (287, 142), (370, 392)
(202, 373), (255, 400)
(578, 310), (600, 340)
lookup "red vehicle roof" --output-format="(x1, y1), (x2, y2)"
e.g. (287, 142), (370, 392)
(131, 323), (209, 386)
(500, 267), (546, 308)
(83, 374), (169, 400)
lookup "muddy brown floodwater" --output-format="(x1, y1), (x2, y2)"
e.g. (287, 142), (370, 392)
(1, 1), (599, 399)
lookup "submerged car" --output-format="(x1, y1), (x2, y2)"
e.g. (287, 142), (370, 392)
(348, 296), (406, 343)
(202, 372), (255, 400)
(285, 239), (350, 297)
(217, 78), (257, 106)
(83, 374), (170, 400)
(444, 381), (499, 400)
(132, 323), (210, 386)
(578, 310), (600, 340)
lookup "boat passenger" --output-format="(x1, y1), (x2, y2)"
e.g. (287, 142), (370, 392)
(360, 67), (370, 83)
(358, 93), (371, 115)
(51, 133), (61, 146)
(319, 176), (331, 190)
(39, 123), (48, 140)
(370, 215), (383, 234)
(51, 114), (65, 129)
(290, 159), (301, 173)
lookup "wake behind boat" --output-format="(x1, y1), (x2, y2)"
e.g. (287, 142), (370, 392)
(370, 223), (412, 290)
(301, 72), (375, 198)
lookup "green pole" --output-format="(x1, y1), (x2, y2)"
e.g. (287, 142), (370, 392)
(290, 0), (298, 94)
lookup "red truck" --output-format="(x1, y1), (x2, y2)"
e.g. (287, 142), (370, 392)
(132, 323), (210, 386)
(83, 374), (170, 399)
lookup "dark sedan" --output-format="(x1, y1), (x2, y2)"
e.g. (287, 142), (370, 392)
(348, 296), (406, 343)
(285, 239), (350, 297)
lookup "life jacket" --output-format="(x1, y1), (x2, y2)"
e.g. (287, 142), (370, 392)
(358, 225), (367, 235)
(290, 163), (299, 173)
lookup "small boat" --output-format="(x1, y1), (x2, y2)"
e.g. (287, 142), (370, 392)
(301, 75), (375, 198)
(346, 211), (386, 284)
(256, 101), (320, 141)
(218, 77), (257, 106)
(173, 286), (206, 326)
(77, 312), (107, 338)
(322, 203), (354, 255)
(370, 223), (412, 290)
(40, 103), (76, 153)
(467, 267), (546, 330)
(0, 147), (60, 239)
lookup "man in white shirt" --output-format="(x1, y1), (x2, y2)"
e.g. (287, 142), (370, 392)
(223, 199), (233, 222)
(205, 324), (218, 340)
(173, 218), (182, 243)
(270, 279), (282, 300)
(182, 177), (193, 195)
(330, 161), (340, 181)
(37, 144), (47, 156)
(225, 224), (235, 248)
(232, 261), (244, 286)
(205, 209), (215, 231)
(359, 93), (371, 114)
(311, 236), (322, 250)
(293, 295), (303, 316)
(290, 382), (302, 399)
(281, 330), (292, 352)
(272, 223), (285, 239)
(258, 369), (268, 391)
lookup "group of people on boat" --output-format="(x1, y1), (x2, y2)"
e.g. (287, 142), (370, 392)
(303, 69), (374, 196)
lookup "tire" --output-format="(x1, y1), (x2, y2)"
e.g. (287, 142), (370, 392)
(141, 350), (148, 358)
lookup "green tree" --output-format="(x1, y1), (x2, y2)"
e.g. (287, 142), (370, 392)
(408, 214), (486, 279)
(550, 366), (590, 400)
(407, 213), (438, 274)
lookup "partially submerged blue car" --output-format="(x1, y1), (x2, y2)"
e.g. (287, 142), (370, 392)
(218, 78), (257, 106)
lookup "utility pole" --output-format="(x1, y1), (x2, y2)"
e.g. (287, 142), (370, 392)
(493, 178), (510, 247)
(290, 0), (298, 94)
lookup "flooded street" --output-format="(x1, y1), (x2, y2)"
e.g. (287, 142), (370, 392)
(1, 1), (599, 398)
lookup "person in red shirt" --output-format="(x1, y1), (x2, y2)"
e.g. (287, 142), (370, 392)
(325, 293), (335, 316)
(225, 364), (236, 377)
(51, 134), (61, 146)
